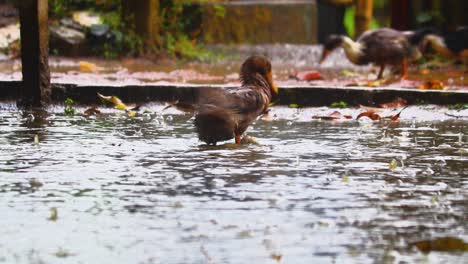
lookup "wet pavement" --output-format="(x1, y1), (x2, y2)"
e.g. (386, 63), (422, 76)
(0, 44), (466, 89)
(0, 104), (467, 263)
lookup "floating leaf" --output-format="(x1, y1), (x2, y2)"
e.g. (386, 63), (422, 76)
(270, 253), (282, 262)
(48, 207), (58, 221)
(389, 159), (398, 170)
(97, 93), (129, 110)
(295, 70), (323, 81)
(411, 237), (468, 253)
(357, 111), (381, 120)
(419, 80), (444, 90)
(341, 175), (349, 183)
(34, 134), (39, 144)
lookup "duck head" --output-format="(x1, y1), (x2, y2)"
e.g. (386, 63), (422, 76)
(240, 55), (278, 94)
(319, 35), (344, 64)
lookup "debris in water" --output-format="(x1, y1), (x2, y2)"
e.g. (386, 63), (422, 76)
(48, 207), (58, 221)
(389, 106), (408, 121)
(34, 134), (40, 144)
(411, 237), (468, 253)
(84, 106), (101, 116)
(163, 100), (196, 113)
(389, 159), (398, 170)
(97, 93), (140, 117)
(53, 247), (74, 258)
(29, 178), (43, 188)
(357, 111), (381, 121)
(312, 110), (353, 120)
(240, 135), (259, 145)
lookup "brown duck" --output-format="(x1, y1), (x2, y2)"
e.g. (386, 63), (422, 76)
(193, 55), (278, 145)
(319, 28), (424, 79)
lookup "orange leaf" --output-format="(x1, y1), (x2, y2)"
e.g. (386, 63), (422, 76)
(357, 111), (381, 120)
(419, 80), (444, 90)
(296, 71), (323, 81)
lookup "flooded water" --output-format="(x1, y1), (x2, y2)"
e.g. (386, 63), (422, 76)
(0, 104), (467, 263)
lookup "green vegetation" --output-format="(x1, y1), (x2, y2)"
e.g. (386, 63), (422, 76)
(48, 0), (224, 60)
(64, 98), (76, 116)
(330, 101), (348, 108)
(448, 103), (468, 110)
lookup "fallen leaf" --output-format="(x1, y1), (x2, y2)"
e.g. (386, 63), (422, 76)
(295, 70), (323, 81)
(79, 61), (100, 72)
(347, 80), (382, 87)
(97, 93), (128, 110)
(411, 237), (468, 253)
(420, 69), (430, 75)
(357, 111), (381, 120)
(419, 80), (444, 90)
(270, 253), (282, 262)
(34, 134), (39, 144)
(378, 97), (408, 108)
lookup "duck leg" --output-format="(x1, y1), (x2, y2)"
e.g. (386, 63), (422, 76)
(235, 134), (241, 144)
(400, 59), (408, 80)
(377, 64), (386, 80)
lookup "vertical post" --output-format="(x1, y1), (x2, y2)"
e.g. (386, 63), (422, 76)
(18, 0), (50, 108)
(354, 0), (373, 37)
(122, 0), (160, 51)
(390, 0), (411, 30)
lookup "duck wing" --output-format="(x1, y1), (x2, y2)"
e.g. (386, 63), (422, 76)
(358, 28), (411, 65)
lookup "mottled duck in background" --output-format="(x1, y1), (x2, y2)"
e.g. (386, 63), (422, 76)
(169, 55), (278, 145)
(320, 28), (429, 79)
(421, 26), (468, 61)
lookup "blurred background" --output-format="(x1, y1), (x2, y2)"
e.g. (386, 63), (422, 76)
(0, 0), (466, 60)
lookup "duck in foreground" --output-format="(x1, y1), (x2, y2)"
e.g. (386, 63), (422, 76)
(194, 55), (278, 145)
(421, 26), (468, 61)
(320, 28), (424, 80)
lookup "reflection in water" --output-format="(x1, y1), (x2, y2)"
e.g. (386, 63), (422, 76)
(0, 105), (466, 263)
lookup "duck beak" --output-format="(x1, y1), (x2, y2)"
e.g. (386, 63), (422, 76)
(267, 71), (278, 94)
(319, 49), (331, 64)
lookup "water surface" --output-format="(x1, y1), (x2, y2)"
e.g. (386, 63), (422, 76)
(0, 105), (467, 263)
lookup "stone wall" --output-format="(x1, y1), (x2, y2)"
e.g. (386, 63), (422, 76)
(201, 1), (318, 44)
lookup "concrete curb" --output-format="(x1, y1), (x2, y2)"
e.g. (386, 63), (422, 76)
(1, 81), (467, 106)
